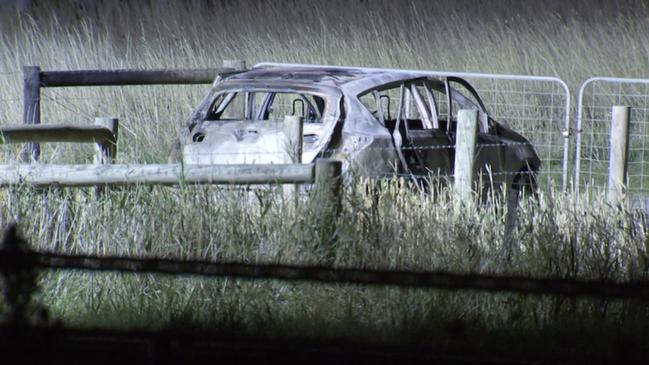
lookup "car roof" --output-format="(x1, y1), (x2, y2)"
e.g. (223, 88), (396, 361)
(224, 66), (425, 95)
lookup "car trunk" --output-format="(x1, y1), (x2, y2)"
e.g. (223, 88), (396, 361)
(183, 120), (327, 165)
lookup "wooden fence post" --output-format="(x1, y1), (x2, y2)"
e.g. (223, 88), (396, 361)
(94, 117), (119, 164)
(21, 66), (40, 162)
(283, 115), (303, 164)
(608, 105), (631, 203)
(454, 109), (478, 202)
(283, 115), (303, 206)
(222, 59), (246, 71)
(314, 159), (342, 241)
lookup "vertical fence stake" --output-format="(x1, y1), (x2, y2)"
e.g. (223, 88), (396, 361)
(93, 117), (119, 164)
(283, 115), (303, 164)
(314, 159), (342, 241)
(608, 105), (631, 203)
(222, 59), (246, 71)
(454, 109), (478, 202)
(21, 66), (41, 162)
(283, 115), (303, 208)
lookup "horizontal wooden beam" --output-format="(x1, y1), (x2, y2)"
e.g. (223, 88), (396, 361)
(0, 163), (315, 187)
(39, 68), (233, 87)
(0, 124), (115, 144)
(2, 223), (648, 299)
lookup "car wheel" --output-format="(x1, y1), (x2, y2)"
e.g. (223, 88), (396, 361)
(504, 169), (537, 255)
(509, 169), (538, 205)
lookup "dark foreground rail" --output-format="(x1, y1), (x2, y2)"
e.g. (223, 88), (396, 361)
(14, 252), (649, 300)
(2, 225), (649, 300)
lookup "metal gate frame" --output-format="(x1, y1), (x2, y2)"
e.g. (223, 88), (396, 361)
(575, 77), (649, 194)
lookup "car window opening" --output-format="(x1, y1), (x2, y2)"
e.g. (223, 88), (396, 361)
(358, 78), (489, 135)
(206, 91), (325, 123)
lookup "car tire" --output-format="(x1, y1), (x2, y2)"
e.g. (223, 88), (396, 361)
(509, 169), (538, 206)
(504, 169), (538, 255)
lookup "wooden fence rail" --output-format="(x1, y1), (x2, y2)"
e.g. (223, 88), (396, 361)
(1, 224), (649, 310)
(21, 60), (247, 161)
(3, 118), (119, 164)
(0, 162), (315, 187)
(38, 68), (230, 87)
(23, 252), (649, 300)
(0, 124), (114, 144)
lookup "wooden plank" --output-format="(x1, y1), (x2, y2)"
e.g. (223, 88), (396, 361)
(314, 159), (342, 240)
(283, 115), (303, 163)
(0, 163), (315, 187)
(0, 124), (115, 144)
(453, 109), (478, 202)
(20, 249), (649, 300)
(283, 115), (304, 207)
(222, 60), (246, 71)
(21, 66), (40, 161)
(39, 68), (235, 87)
(93, 118), (119, 164)
(608, 105), (631, 202)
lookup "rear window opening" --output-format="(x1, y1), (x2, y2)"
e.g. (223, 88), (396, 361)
(206, 91), (326, 123)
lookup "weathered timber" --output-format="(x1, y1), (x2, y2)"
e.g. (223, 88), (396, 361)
(453, 109), (478, 201)
(608, 105), (631, 202)
(283, 115), (304, 207)
(2, 229), (649, 299)
(222, 59), (246, 71)
(0, 163), (315, 187)
(0, 124), (115, 144)
(283, 115), (303, 164)
(314, 159), (342, 240)
(93, 118), (119, 164)
(21, 65), (40, 161)
(39, 68), (233, 87)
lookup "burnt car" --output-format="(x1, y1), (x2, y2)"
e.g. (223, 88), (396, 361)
(179, 65), (540, 195)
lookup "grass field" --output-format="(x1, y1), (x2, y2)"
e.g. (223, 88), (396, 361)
(2, 0), (649, 357)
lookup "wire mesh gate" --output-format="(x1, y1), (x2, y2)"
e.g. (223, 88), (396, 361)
(575, 77), (649, 196)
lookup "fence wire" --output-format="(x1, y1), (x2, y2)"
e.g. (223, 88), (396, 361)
(576, 78), (649, 195)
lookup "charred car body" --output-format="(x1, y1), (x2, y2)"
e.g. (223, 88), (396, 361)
(180, 65), (540, 193)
